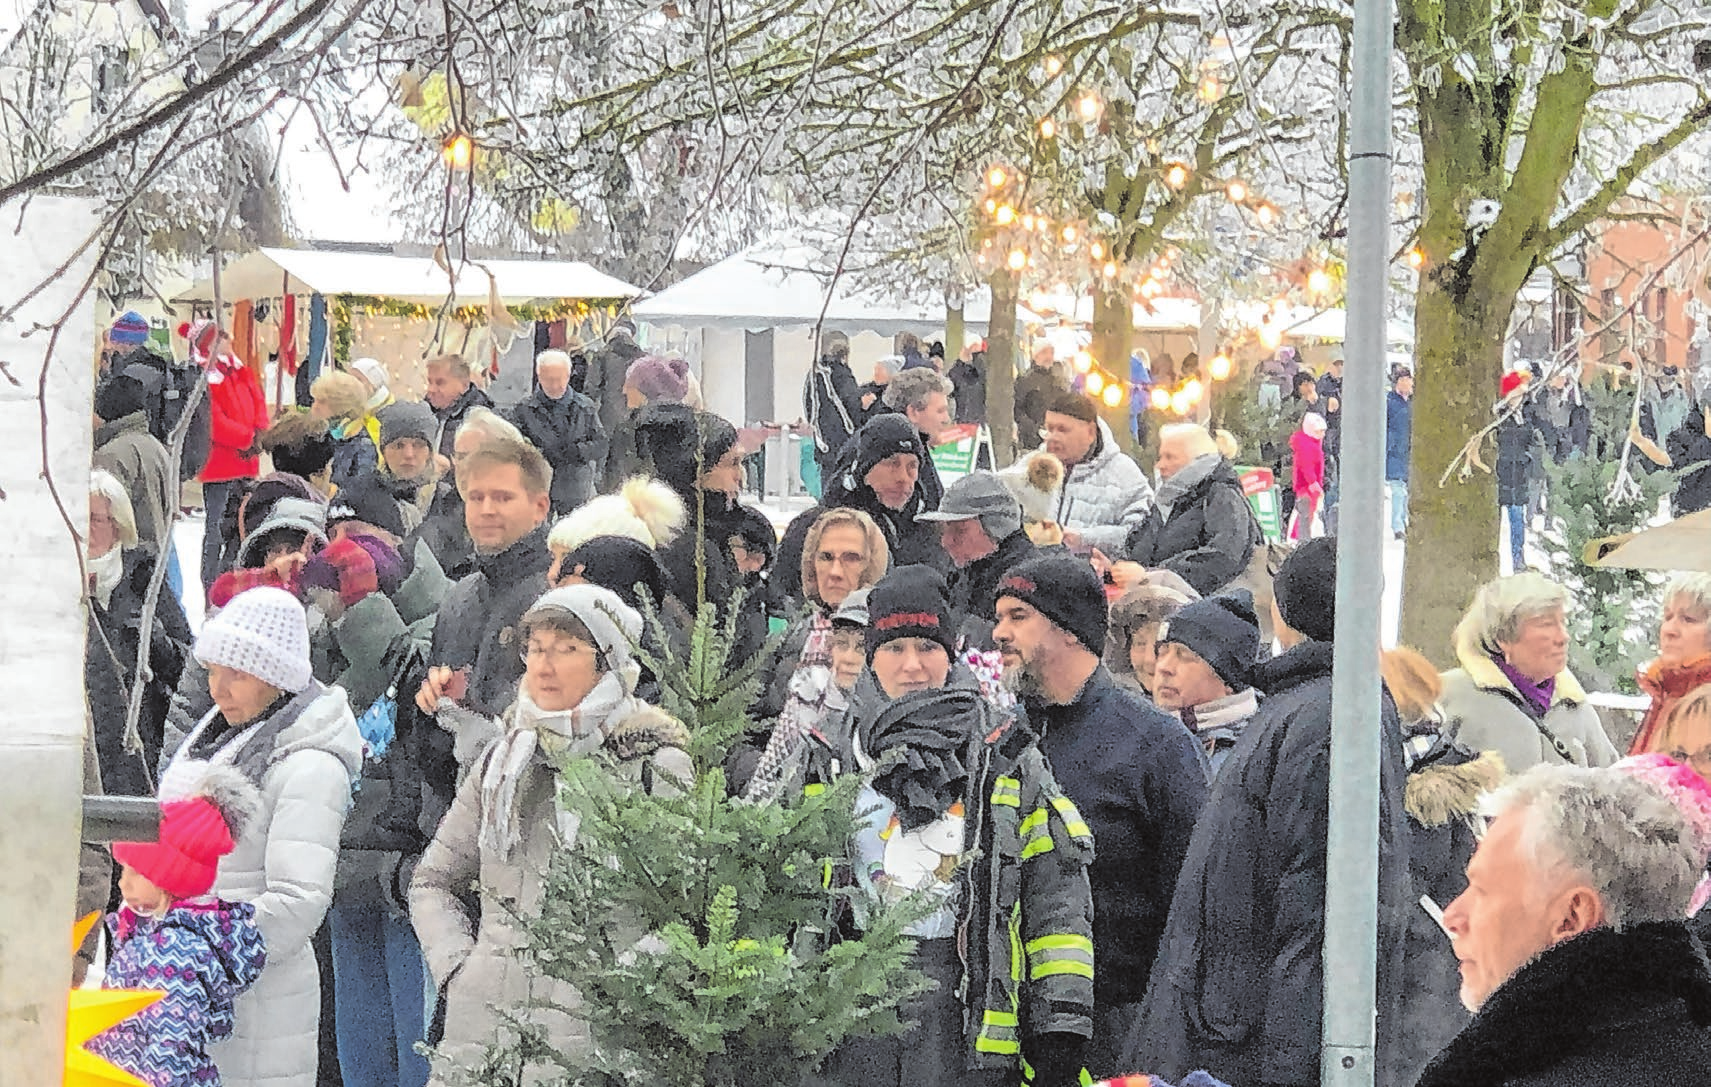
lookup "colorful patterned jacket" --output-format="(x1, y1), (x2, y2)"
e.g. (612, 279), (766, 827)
(87, 901), (267, 1086)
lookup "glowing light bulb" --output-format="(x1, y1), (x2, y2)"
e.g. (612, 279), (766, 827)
(1090, 241), (1104, 259)
(1077, 93), (1101, 121)
(1166, 163), (1190, 189)
(1226, 179), (1249, 204)
(1408, 247), (1426, 269)
(1140, 279), (1162, 299)
(1040, 118), (1056, 139)
(1150, 387), (1172, 410)
(1073, 349), (1094, 373)
(1254, 202), (1277, 227)
(1103, 260), (1118, 278)
(1035, 217), (1051, 233)
(984, 198), (998, 214)
(1007, 249), (1028, 271)
(1102, 383), (1123, 408)
(1259, 324), (1283, 351)
(1045, 55), (1063, 76)
(996, 205), (1017, 225)
(1184, 378), (1204, 403)
(1170, 389), (1192, 415)
(442, 132), (474, 169)
(1210, 353), (1232, 381)
(1197, 75), (1223, 102)
(1061, 225), (1078, 243)
(1021, 214), (1035, 230)
(1307, 267), (1332, 295)
(988, 166), (1008, 188)
(1086, 371), (1105, 396)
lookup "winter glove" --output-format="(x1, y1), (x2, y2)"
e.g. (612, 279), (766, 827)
(299, 538), (380, 614)
(1026, 1032), (1087, 1087)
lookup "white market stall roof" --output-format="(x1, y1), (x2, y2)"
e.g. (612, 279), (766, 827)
(631, 242), (1037, 335)
(1281, 307), (1414, 347)
(174, 247), (644, 305)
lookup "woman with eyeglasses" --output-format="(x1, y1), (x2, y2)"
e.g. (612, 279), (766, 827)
(1629, 574), (1711, 755)
(409, 584), (692, 1086)
(1658, 685), (1711, 783)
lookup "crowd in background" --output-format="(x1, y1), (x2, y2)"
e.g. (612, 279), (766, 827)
(75, 311), (1711, 1087)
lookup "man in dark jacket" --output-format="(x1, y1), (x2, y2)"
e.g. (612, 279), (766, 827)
(992, 554), (1208, 1078)
(774, 413), (946, 603)
(804, 337), (867, 479)
(1419, 763), (1711, 1087)
(917, 471), (1036, 650)
(1128, 537), (1411, 1087)
(585, 319), (646, 489)
(1122, 423), (1255, 595)
(424, 354), (494, 463)
(948, 345), (986, 425)
(1667, 402), (1711, 516)
(1385, 370), (1413, 539)
(508, 349), (607, 513)
(1014, 344), (1064, 450)
(882, 367), (955, 509)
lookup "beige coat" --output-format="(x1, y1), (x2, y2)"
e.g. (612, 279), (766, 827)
(1440, 652), (1619, 773)
(410, 702), (692, 1086)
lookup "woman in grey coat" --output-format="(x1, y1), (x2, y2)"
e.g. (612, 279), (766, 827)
(410, 584), (693, 1086)
(1438, 572), (1619, 772)
(157, 586), (364, 1087)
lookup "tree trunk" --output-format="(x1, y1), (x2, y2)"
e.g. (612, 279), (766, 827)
(1398, 274), (1510, 663)
(1091, 286), (1133, 448)
(986, 269), (1019, 465)
(0, 195), (102, 1081)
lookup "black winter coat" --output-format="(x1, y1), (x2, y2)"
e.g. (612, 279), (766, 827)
(1024, 667), (1208, 1007)
(1416, 921), (1711, 1087)
(1666, 409), (1711, 516)
(804, 357), (866, 467)
(1128, 640), (1411, 1087)
(430, 383), (495, 461)
(1014, 365), (1061, 450)
(1495, 411), (1545, 506)
(507, 386), (606, 513)
(1122, 459), (1256, 596)
(586, 337), (644, 487)
(948, 357), (987, 424)
(86, 548), (192, 797)
(950, 529), (1038, 650)
(773, 460), (945, 605)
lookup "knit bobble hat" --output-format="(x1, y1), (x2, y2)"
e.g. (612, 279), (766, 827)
(194, 586), (314, 693)
(560, 535), (671, 611)
(299, 538), (380, 608)
(624, 355), (691, 403)
(1274, 536), (1338, 643)
(1500, 370), (1530, 399)
(995, 554), (1108, 655)
(112, 765), (260, 899)
(1157, 591), (1262, 691)
(109, 311), (151, 346)
(865, 565), (956, 659)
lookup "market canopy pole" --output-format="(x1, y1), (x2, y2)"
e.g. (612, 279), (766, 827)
(1321, 0), (1393, 1074)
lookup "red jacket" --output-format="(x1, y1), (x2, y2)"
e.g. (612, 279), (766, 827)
(200, 356), (267, 483)
(1290, 429), (1325, 494)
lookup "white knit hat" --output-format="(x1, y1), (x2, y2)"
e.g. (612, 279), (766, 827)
(194, 586), (314, 693)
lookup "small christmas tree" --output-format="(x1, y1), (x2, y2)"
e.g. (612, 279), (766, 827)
(459, 593), (929, 1087)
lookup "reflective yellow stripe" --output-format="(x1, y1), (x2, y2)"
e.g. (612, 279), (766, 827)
(1025, 934), (1094, 956)
(1031, 958), (1095, 980)
(1050, 795), (1092, 839)
(804, 783), (826, 797)
(975, 1034), (1021, 1055)
(1020, 808), (1049, 835)
(982, 1010), (1018, 1027)
(976, 1008), (1021, 1054)
(991, 777), (1021, 807)
(1020, 835), (1055, 860)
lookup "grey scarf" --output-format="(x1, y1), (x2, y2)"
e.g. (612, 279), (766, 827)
(1153, 453), (1222, 521)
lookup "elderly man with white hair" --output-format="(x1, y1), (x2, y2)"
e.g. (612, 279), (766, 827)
(1118, 423), (1256, 596)
(1439, 572), (1619, 772)
(508, 349), (607, 514)
(1417, 763), (1711, 1086)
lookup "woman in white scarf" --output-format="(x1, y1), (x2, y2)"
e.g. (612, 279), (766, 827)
(410, 584), (692, 1085)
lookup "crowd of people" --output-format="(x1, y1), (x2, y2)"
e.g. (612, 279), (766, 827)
(74, 312), (1711, 1087)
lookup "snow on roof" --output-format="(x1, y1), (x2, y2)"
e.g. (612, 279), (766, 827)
(173, 247), (643, 305)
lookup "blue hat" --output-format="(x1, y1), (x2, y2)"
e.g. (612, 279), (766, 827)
(109, 311), (150, 346)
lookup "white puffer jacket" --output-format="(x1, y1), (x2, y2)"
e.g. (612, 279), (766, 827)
(1052, 418), (1156, 552)
(159, 682), (362, 1087)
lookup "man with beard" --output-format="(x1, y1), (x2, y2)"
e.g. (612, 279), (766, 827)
(991, 554), (1207, 1077)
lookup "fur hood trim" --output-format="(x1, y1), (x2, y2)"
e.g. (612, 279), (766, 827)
(605, 703), (691, 761)
(166, 760), (266, 842)
(1458, 650), (1588, 706)
(1405, 750), (1505, 827)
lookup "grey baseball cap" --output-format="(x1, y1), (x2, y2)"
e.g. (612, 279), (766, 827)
(916, 471), (1022, 538)
(831, 587), (871, 627)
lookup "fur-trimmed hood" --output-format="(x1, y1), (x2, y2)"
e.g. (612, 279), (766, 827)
(1405, 748), (1505, 828)
(1416, 921), (1711, 1087)
(604, 702), (691, 762)
(1456, 646), (1589, 708)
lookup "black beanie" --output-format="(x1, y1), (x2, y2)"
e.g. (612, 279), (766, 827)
(866, 564), (956, 659)
(94, 371), (150, 423)
(995, 554), (1107, 655)
(563, 535), (671, 611)
(1157, 590), (1261, 691)
(1274, 536), (1338, 642)
(850, 414), (925, 483)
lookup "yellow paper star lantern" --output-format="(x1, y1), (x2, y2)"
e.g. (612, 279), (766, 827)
(66, 913), (164, 1087)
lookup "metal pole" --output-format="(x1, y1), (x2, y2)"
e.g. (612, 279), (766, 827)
(1322, 0), (1392, 1077)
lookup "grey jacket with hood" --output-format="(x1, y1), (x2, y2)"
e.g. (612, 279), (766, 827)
(1054, 418), (1155, 553)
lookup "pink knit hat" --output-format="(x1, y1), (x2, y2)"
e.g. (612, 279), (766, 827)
(1614, 753), (1711, 914)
